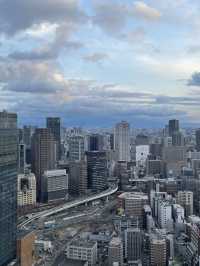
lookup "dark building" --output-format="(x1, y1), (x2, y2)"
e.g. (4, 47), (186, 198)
(31, 128), (57, 201)
(88, 134), (104, 151)
(69, 161), (88, 196)
(18, 143), (26, 174)
(195, 129), (200, 152)
(150, 143), (162, 159)
(172, 131), (184, 146)
(136, 134), (149, 145)
(86, 151), (108, 192)
(168, 119), (179, 137)
(46, 117), (61, 159)
(0, 111), (18, 265)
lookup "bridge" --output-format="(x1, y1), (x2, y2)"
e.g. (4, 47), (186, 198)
(19, 185), (118, 228)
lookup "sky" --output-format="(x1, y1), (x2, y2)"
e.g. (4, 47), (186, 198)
(1, 0), (200, 128)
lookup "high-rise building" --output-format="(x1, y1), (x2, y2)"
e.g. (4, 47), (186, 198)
(125, 228), (143, 264)
(41, 169), (68, 202)
(158, 200), (172, 229)
(0, 111), (18, 265)
(86, 151), (108, 192)
(177, 191), (193, 217)
(114, 121), (130, 162)
(69, 135), (85, 161)
(69, 161), (88, 196)
(18, 143), (26, 174)
(168, 119), (179, 137)
(88, 134), (104, 151)
(46, 117), (61, 159)
(66, 239), (97, 266)
(17, 230), (35, 266)
(18, 172), (36, 206)
(150, 237), (167, 266)
(172, 131), (184, 146)
(195, 129), (200, 152)
(31, 128), (57, 200)
(118, 192), (148, 227)
(108, 237), (123, 266)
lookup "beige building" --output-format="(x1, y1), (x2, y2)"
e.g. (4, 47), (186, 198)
(18, 172), (36, 206)
(177, 191), (193, 217)
(150, 238), (166, 266)
(108, 237), (123, 266)
(17, 230), (35, 266)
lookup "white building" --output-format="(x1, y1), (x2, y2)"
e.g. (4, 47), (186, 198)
(158, 201), (172, 229)
(18, 172), (36, 206)
(177, 191), (193, 217)
(136, 145), (149, 166)
(66, 239), (97, 266)
(41, 169), (68, 202)
(114, 121), (130, 162)
(173, 204), (184, 223)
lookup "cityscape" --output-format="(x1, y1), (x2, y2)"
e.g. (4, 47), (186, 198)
(1, 112), (200, 266)
(1, 0), (200, 266)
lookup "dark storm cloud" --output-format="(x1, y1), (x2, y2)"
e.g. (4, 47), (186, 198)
(188, 72), (200, 87)
(0, 0), (87, 35)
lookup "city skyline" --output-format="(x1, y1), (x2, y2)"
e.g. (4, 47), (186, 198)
(1, 1), (200, 127)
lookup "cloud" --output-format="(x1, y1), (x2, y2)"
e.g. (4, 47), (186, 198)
(0, 0), (87, 35)
(188, 72), (200, 87)
(83, 52), (109, 63)
(133, 1), (161, 21)
(8, 23), (84, 61)
(0, 60), (68, 94)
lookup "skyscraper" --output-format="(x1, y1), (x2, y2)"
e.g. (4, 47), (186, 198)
(114, 121), (130, 162)
(0, 111), (18, 265)
(46, 117), (61, 159)
(125, 228), (143, 264)
(88, 134), (104, 151)
(168, 119), (179, 137)
(108, 237), (123, 266)
(31, 128), (57, 200)
(86, 151), (108, 192)
(69, 135), (85, 161)
(195, 129), (200, 152)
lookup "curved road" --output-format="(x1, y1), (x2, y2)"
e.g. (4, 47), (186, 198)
(19, 185), (118, 228)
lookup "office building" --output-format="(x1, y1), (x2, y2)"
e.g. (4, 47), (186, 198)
(69, 161), (88, 196)
(146, 159), (163, 176)
(18, 143), (26, 174)
(17, 230), (35, 266)
(150, 237), (167, 266)
(125, 228), (143, 263)
(41, 169), (68, 202)
(114, 121), (130, 162)
(46, 117), (61, 159)
(18, 172), (36, 206)
(168, 119), (179, 137)
(177, 191), (193, 217)
(0, 111), (18, 265)
(69, 135), (85, 161)
(88, 133), (104, 151)
(108, 237), (123, 266)
(31, 128), (57, 200)
(86, 151), (108, 192)
(136, 134), (149, 145)
(196, 129), (200, 152)
(118, 192), (148, 227)
(172, 131), (184, 146)
(158, 201), (172, 229)
(66, 239), (97, 266)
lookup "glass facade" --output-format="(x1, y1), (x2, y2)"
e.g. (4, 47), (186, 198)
(0, 112), (18, 265)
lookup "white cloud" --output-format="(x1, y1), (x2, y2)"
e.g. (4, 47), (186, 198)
(133, 1), (161, 21)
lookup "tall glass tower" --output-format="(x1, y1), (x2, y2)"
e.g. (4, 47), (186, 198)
(0, 111), (18, 265)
